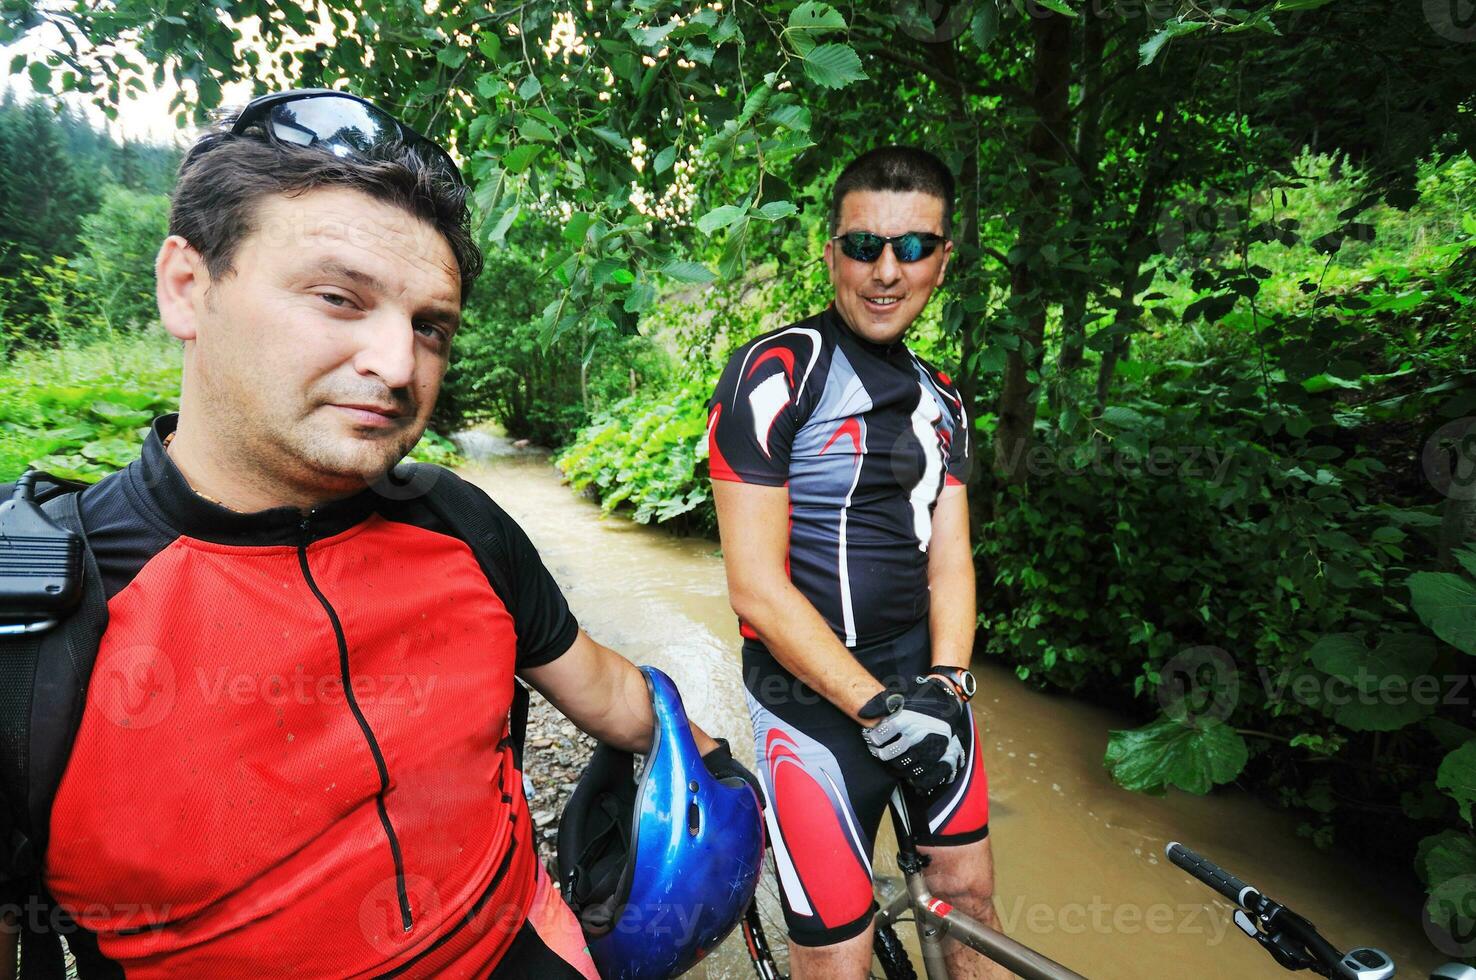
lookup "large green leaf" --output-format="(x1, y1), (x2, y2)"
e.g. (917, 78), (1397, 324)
(1104, 716), (1248, 795)
(695, 204), (747, 236)
(1438, 742), (1476, 824)
(659, 260), (716, 284)
(1418, 829), (1476, 887)
(785, 1), (847, 56)
(802, 44), (866, 90)
(1307, 632), (1439, 731)
(1410, 572), (1476, 655)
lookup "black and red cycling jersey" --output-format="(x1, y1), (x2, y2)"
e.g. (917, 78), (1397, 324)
(43, 414), (580, 978)
(706, 303), (971, 647)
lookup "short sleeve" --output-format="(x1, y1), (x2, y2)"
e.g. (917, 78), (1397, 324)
(707, 334), (809, 486)
(933, 366), (972, 487)
(444, 481), (580, 670)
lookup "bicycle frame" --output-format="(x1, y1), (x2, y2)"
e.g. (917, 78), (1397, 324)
(877, 790), (1090, 980)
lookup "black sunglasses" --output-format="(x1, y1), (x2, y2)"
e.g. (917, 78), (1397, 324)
(832, 231), (948, 264)
(184, 88), (464, 187)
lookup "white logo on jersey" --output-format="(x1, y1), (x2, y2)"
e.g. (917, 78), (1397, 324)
(908, 382), (945, 550)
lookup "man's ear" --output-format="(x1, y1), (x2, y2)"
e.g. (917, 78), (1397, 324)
(155, 235), (206, 342)
(934, 240), (955, 288)
(823, 237), (837, 281)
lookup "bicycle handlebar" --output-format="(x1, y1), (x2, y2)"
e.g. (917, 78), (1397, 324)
(1166, 841), (1257, 908)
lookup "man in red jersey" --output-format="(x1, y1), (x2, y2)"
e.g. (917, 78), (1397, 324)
(0, 90), (751, 979)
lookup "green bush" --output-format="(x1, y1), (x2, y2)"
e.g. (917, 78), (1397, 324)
(555, 383), (713, 530)
(73, 185), (172, 334)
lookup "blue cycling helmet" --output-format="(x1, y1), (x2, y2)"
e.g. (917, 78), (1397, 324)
(557, 666), (765, 979)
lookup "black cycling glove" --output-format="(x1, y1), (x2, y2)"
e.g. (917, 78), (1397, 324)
(858, 677), (967, 796)
(702, 737), (767, 809)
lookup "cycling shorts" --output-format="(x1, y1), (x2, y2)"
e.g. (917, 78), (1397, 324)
(489, 859), (599, 978)
(743, 618), (991, 947)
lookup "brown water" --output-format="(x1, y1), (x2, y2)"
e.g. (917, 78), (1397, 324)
(458, 451), (1447, 980)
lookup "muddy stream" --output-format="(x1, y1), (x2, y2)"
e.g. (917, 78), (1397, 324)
(455, 436), (1445, 980)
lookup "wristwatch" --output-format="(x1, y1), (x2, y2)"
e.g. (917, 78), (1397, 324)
(927, 665), (977, 702)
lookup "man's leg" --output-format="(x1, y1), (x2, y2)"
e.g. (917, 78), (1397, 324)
(918, 833), (1014, 980)
(790, 923), (875, 979)
(911, 702), (1013, 979)
(746, 683), (894, 980)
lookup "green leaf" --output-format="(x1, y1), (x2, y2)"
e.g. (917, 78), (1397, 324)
(971, 5), (1000, 48)
(1104, 716), (1248, 795)
(755, 200), (798, 221)
(768, 104), (812, 132)
(653, 145), (677, 174)
(487, 202), (520, 244)
(1273, 0), (1338, 9)
(518, 75), (542, 99)
(518, 119), (557, 142)
(27, 61), (52, 91)
(1307, 633), (1438, 731)
(1139, 20), (1207, 66)
(1410, 572), (1476, 655)
(1032, 0), (1079, 16)
(590, 126), (632, 152)
(1419, 830), (1476, 887)
(1454, 547), (1476, 579)
(562, 212), (594, 246)
(1100, 406), (1147, 429)
(659, 260), (716, 284)
(718, 216), (752, 280)
(502, 144), (543, 174)
(695, 204), (747, 236)
(802, 44), (867, 90)
(436, 46), (467, 69)
(786, 1), (847, 56)
(1438, 741), (1476, 824)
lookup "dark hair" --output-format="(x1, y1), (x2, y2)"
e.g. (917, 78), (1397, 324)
(829, 146), (955, 238)
(169, 108), (483, 303)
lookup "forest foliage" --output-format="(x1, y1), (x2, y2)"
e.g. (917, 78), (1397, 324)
(4, 0), (1474, 954)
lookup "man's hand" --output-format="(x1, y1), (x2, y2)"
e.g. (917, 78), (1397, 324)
(702, 737), (766, 808)
(859, 677), (967, 795)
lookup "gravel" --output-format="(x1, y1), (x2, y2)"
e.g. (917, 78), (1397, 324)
(519, 684), (598, 870)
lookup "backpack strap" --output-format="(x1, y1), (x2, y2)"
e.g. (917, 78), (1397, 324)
(408, 466), (532, 771)
(0, 483), (108, 980)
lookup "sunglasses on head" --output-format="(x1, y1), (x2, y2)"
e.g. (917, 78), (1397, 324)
(832, 231), (947, 264)
(183, 88), (464, 187)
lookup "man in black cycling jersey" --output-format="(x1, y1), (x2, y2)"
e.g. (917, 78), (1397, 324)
(708, 146), (1012, 979)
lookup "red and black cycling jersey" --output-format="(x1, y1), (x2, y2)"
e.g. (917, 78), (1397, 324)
(707, 304), (971, 648)
(44, 413), (578, 978)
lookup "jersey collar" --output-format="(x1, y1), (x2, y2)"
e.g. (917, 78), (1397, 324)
(134, 413), (382, 546)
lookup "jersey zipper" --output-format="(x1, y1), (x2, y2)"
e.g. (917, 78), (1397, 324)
(297, 513), (413, 933)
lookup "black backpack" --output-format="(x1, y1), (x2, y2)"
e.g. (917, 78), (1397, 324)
(0, 466), (532, 979)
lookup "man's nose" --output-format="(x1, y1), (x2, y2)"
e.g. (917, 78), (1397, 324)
(872, 243), (903, 284)
(352, 313), (417, 390)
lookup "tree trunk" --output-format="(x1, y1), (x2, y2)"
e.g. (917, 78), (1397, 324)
(1055, 11), (1106, 384)
(993, 10), (1073, 486)
(1094, 111), (1177, 408)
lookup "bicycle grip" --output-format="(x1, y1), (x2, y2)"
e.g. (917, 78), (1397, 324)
(1165, 842), (1257, 908)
